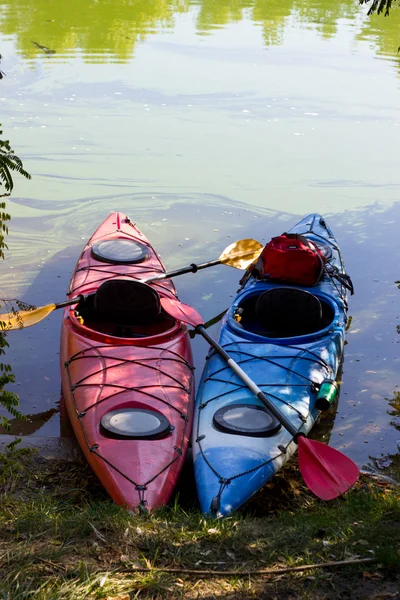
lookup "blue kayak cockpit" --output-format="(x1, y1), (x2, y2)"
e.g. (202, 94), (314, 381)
(230, 287), (337, 340)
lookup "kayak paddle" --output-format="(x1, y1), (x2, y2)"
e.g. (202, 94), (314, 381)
(142, 238), (263, 283)
(160, 297), (360, 501)
(0, 238), (263, 331)
(0, 297), (84, 331)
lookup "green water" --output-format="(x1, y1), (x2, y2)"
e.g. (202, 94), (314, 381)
(0, 0), (399, 479)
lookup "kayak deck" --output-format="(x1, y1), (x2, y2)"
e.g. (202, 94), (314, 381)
(192, 213), (350, 516)
(60, 213), (194, 511)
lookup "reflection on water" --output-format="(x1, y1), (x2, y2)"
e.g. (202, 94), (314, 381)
(2, 0), (400, 218)
(0, 406), (57, 436)
(358, 7), (400, 63)
(0, 0), (398, 61)
(365, 388), (400, 482)
(0, 0), (400, 480)
(0, 0), (189, 62)
(193, 0), (359, 41)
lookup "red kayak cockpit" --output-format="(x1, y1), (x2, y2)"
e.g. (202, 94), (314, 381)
(69, 279), (181, 344)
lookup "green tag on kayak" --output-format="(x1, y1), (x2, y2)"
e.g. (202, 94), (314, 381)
(315, 379), (338, 411)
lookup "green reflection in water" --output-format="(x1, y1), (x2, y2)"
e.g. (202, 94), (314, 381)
(0, 0), (190, 62)
(292, 0), (359, 38)
(252, 0), (357, 45)
(193, 0), (254, 33)
(0, 0), (395, 62)
(358, 7), (400, 62)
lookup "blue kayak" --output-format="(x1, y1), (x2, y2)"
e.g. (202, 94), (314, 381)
(192, 213), (352, 516)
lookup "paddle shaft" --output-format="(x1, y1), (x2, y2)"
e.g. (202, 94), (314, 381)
(196, 325), (299, 438)
(24, 261), (221, 320)
(50, 262), (221, 310)
(40, 259), (228, 309)
(54, 295), (84, 310)
(143, 259), (221, 283)
(159, 283), (359, 500)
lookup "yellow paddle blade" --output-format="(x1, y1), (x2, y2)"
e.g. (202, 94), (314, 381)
(219, 238), (263, 269)
(0, 304), (57, 330)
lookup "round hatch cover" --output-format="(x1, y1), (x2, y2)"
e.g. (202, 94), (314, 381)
(92, 238), (149, 264)
(101, 408), (170, 440)
(213, 404), (281, 437)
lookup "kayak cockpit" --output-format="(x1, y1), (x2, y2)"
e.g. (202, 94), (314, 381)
(233, 287), (335, 339)
(72, 279), (176, 338)
(73, 293), (176, 338)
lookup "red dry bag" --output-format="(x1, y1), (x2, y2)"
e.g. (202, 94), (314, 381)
(250, 233), (326, 287)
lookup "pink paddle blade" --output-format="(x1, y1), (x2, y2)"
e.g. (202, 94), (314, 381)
(297, 437), (359, 500)
(160, 297), (203, 328)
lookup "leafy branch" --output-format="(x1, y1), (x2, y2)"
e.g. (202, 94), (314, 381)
(0, 130), (32, 196)
(0, 54), (31, 432)
(359, 0), (398, 17)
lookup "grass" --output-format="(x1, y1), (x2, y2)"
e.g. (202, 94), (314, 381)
(0, 450), (399, 599)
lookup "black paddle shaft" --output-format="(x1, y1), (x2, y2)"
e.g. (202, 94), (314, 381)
(55, 260), (223, 308)
(144, 259), (221, 282)
(196, 324), (300, 439)
(55, 295), (84, 310)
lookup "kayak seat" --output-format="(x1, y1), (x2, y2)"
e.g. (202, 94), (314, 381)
(94, 279), (161, 326)
(237, 288), (333, 338)
(74, 279), (175, 337)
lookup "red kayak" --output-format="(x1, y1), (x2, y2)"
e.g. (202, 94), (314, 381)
(60, 213), (194, 510)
